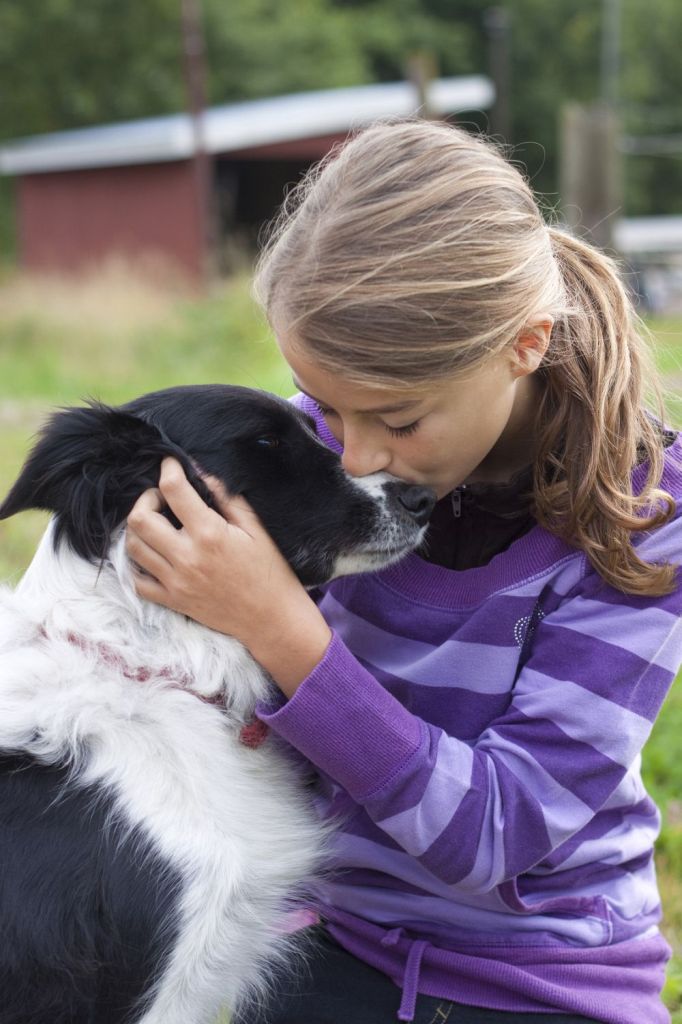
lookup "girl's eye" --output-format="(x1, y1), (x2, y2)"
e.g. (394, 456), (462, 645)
(314, 401), (420, 438)
(385, 420), (421, 438)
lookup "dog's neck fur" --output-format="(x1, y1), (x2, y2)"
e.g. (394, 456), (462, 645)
(10, 519), (274, 720)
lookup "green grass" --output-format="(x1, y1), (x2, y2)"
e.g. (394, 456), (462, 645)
(644, 315), (682, 427)
(0, 264), (680, 1018)
(644, 675), (682, 1021)
(0, 264), (293, 578)
(0, 264), (292, 404)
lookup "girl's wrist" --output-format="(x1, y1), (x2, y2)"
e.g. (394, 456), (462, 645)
(246, 599), (332, 698)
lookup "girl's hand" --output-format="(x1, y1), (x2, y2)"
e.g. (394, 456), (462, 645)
(125, 458), (332, 696)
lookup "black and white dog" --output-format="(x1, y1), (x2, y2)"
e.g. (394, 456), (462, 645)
(0, 385), (435, 1024)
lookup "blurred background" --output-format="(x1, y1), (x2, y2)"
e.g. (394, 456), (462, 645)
(2, 0), (682, 291)
(0, 1), (681, 1017)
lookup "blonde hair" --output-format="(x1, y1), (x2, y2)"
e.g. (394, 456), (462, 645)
(254, 118), (677, 596)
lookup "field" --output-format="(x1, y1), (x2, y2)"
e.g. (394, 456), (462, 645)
(0, 263), (680, 1020)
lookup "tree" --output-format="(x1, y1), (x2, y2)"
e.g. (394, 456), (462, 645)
(1, 0), (681, 218)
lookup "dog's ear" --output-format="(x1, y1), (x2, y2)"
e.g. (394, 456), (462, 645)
(0, 402), (214, 561)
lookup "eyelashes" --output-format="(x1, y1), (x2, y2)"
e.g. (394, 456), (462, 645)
(313, 402), (421, 438)
(385, 421), (421, 438)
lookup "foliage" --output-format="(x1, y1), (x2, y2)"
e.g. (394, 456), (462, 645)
(0, 0), (472, 138)
(0, 0), (186, 138)
(203, 0), (371, 100)
(620, 0), (682, 215)
(2, 0), (682, 217)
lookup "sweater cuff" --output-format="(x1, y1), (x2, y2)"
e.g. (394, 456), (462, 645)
(256, 631), (424, 801)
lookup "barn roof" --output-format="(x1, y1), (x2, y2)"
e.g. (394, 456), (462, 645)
(613, 215), (682, 255)
(0, 76), (494, 176)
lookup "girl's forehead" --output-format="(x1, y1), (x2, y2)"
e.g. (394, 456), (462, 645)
(279, 336), (428, 406)
(277, 328), (507, 415)
(293, 373), (426, 414)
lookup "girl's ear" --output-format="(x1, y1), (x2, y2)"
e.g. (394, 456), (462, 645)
(0, 402), (213, 561)
(510, 318), (553, 378)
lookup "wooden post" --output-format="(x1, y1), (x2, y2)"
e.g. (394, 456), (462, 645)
(180, 0), (216, 283)
(484, 7), (512, 142)
(406, 52), (438, 119)
(559, 102), (622, 251)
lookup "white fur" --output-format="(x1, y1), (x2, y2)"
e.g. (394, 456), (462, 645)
(0, 521), (330, 1023)
(332, 472), (429, 577)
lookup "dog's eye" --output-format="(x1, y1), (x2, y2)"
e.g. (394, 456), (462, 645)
(256, 435), (280, 448)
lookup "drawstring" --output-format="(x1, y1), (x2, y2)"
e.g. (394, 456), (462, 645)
(380, 928), (429, 1022)
(398, 940), (428, 1021)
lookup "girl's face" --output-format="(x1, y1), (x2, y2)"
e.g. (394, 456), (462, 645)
(278, 333), (545, 500)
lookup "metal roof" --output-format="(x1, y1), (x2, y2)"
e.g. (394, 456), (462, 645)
(0, 76), (494, 176)
(613, 216), (682, 255)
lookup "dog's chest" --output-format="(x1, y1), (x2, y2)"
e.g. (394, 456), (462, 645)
(5, 659), (308, 852)
(0, 631), (325, 1023)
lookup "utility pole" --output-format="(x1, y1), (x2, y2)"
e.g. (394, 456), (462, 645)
(406, 52), (438, 119)
(484, 7), (512, 142)
(560, 103), (621, 250)
(559, 0), (622, 250)
(600, 0), (621, 108)
(180, 0), (215, 283)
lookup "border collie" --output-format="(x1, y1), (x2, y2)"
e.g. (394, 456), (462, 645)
(0, 385), (435, 1024)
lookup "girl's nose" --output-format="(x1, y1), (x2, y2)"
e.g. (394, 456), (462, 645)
(341, 437), (391, 477)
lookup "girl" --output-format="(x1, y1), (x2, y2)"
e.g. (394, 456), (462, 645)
(126, 119), (682, 1024)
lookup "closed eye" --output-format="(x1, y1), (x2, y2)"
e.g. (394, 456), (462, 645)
(313, 401), (420, 438)
(385, 420), (421, 437)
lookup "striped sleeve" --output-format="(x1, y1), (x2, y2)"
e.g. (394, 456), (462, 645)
(258, 516), (682, 893)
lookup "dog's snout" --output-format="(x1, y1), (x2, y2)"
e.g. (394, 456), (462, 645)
(395, 484), (436, 525)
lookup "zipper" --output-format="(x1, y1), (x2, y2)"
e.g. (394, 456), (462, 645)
(451, 485), (467, 518)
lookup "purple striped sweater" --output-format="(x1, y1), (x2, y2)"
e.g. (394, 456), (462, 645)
(258, 395), (682, 1023)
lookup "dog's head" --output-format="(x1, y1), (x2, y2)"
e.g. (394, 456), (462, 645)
(0, 385), (435, 587)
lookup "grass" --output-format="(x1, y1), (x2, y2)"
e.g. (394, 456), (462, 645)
(0, 263), (680, 1019)
(0, 261), (293, 579)
(0, 259), (292, 404)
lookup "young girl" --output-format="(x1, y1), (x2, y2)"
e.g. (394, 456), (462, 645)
(125, 119), (682, 1024)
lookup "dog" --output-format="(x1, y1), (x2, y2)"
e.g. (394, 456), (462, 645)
(0, 384), (435, 1024)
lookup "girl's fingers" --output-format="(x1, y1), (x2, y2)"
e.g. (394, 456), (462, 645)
(126, 528), (175, 583)
(201, 474), (263, 536)
(131, 570), (175, 608)
(127, 486), (186, 556)
(126, 461), (273, 604)
(131, 486), (164, 514)
(200, 471), (232, 518)
(158, 458), (226, 537)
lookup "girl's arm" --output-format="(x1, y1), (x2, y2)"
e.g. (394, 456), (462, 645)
(255, 516), (682, 893)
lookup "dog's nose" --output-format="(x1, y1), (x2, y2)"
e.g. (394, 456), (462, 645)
(396, 485), (436, 525)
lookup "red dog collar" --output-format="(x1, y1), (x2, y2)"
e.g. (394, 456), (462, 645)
(40, 628), (269, 747)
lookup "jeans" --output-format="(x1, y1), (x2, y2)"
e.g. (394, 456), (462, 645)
(245, 928), (604, 1024)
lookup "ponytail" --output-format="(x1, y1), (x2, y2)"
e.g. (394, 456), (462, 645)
(533, 228), (677, 596)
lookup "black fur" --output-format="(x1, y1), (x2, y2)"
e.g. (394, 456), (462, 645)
(0, 384), (406, 587)
(0, 401), (214, 563)
(0, 754), (181, 1024)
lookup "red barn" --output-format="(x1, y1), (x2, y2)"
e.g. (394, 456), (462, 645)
(0, 78), (494, 280)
